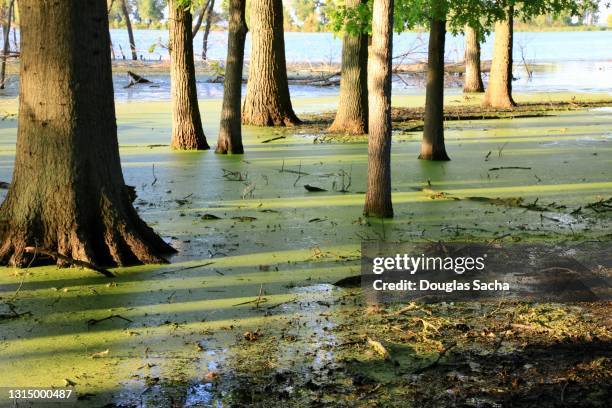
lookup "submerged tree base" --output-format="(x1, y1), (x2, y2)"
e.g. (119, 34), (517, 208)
(241, 110), (302, 127)
(170, 133), (210, 151)
(0, 199), (176, 268)
(327, 119), (367, 135)
(418, 141), (451, 161)
(463, 84), (485, 93)
(418, 152), (451, 161)
(363, 207), (394, 218)
(215, 139), (245, 154)
(482, 95), (517, 109)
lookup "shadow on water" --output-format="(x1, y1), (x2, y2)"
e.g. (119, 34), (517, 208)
(0, 100), (610, 405)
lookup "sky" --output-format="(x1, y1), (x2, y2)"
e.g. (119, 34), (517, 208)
(599, 2), (611, 24)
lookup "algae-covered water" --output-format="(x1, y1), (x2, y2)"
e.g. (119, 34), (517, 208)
(0, 93), (610, 406)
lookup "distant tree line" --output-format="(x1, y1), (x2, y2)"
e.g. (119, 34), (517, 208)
(107, 0), (608, 31)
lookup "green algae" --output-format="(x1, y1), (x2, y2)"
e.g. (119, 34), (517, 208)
(0, 94), (610, 405)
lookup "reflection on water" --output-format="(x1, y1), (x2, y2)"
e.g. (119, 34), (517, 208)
(183, 349), (225, 407)
(1, 59), (608, 103)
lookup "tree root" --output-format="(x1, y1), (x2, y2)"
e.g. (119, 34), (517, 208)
(23, 247), (115, 277)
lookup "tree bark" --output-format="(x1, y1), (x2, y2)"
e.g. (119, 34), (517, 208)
(482, 5), (516, 108)
(169, 0), (209, 150)
(0, 0), (175, 267)
(192, 2), (207, 38)
(242, 0), (300, 126)
(119, 0), (137, 60)
(364, 0), (393, 218)
(202, 0), (215, 60)
(419, 17), (450, 161)
(463, 24), (484, 93)
(216, 0), (247, 154)
(328, 0), (368, 134)
(0, 0), (14, 90)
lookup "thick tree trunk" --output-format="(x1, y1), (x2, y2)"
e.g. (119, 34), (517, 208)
(0, 0), (14, 90)
(242, 0), (300, 126)
(419, 17), (450, 161)
(463, 24), (484, 93)
(0, 0), (175, 267)
(216, 0), (247, 154)
(202, 0), (215, 60)
(483, 5), (516, 108)
(169, 0), (209, 150)
(328, 0), (368, 134)
(119, 0), (137, 60)
(364, 0), (394, 218)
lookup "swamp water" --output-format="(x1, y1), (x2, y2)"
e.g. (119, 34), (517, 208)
(0, 94), (610, 406)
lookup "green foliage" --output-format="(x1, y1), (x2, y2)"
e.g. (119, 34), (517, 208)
(173, 0), (212, 11)
(328, 0), (603, 38)
(287, 0), (335, 32)
(137, 0), (164, 24)
(608, 13), (612, 27)
(328, 0), (372, 35)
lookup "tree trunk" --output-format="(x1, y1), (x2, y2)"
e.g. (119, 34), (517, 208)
(328, 0), (368, 134)
(0, 0), (175, 267)
(192, 2), (207, 38)
(169, 0), (209, 150)
(119, 0), (137, 60)
(482, 5), (516, 108)
(216, 0), (247, 154)
(419, 17), (450, 161)
(242, 0), (300, 126)
(364, 0), (394, 218)
(0, 0), (14, 90)
(463, 24), (484, 93)
(202, 0), (215, 60)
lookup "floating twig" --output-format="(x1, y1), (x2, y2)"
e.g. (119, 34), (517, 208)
(488, 166), (532, 171)
(87, 314), (133, 326)
(261, 135), (286, 144)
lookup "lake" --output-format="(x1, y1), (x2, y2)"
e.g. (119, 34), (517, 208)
(0, 30), (610, 101)
(111, 29), (612, 101)
(114, 29), (612, 63)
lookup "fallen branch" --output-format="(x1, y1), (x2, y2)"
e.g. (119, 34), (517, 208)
(155, 262), (215, 276)
(24, 247), (115, 277)
(261, 135), (286, 144)
(87, 314), (133, 326)
(304, 184), (327, 192)
(0, 310), (32, 321)
(255, 284), (264, 308)
(0, 302), (32, 322)
(266, 297), (298, 310)
(488, 166), (532, 171)
(124, 71), (153, 88)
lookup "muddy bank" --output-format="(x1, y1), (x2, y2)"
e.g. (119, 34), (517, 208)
(219, 298), (611, 407)
(299, 95), (612, 140)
